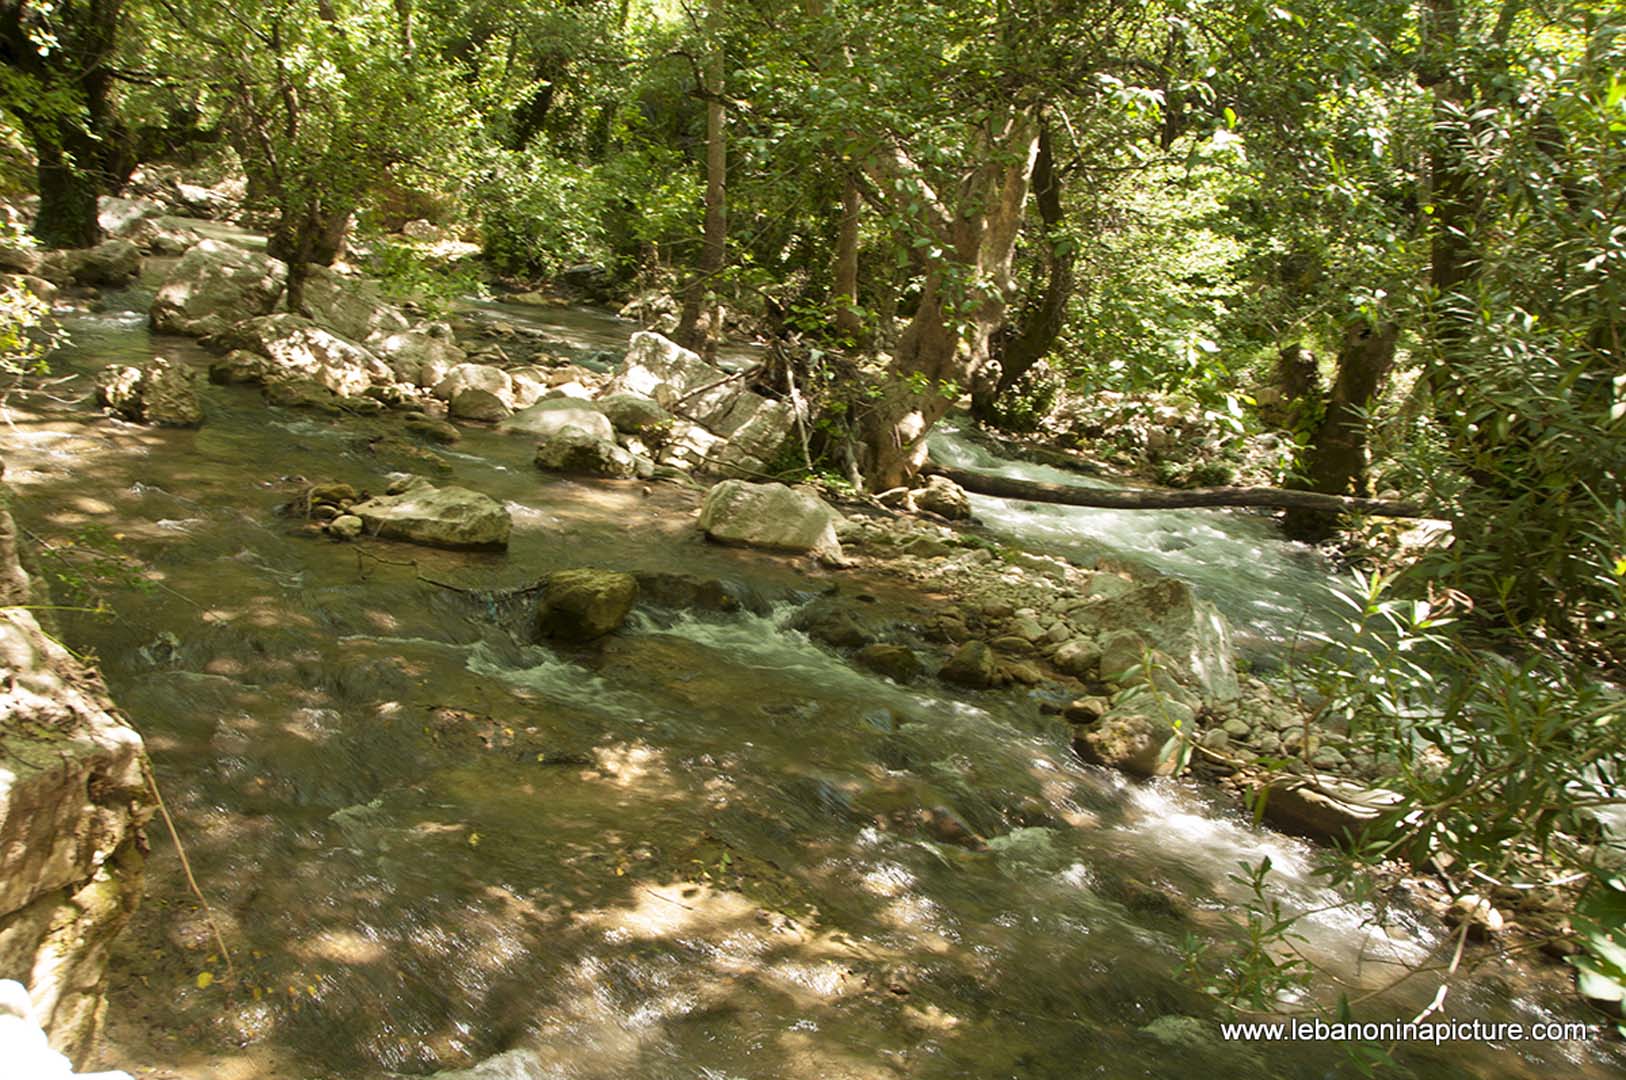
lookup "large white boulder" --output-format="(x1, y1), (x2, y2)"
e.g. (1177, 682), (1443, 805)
(697, 480), (843, 560)
(501, 401), (615, 442)
(349, 483), (511, 548)
(150, 239), (286, 337)
(370, 329), (467, 387)
(299, 265), (412, 343)
(221, 313), (389, 397)
(606, 331), (722, 409)
(96, 195), (163, 239)
(1079, 577), (1238, 703)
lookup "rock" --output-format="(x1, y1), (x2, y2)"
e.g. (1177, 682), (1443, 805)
(327, 514), (364, 540)
(348, 483), (511, 548)
(449, 387), (511, 421)
(1201, 728), (1231, 751)
(1445, 894), (1506, 938)
(708, 398), (798, 478)
(60, 240), (140, 286)
(404, 418), (461, 445)
(696, 480), (843, 560)
(432, 363), (513, 408)
(150, 239), (287, 337)
(1221, 717), (1251, 739)
(0, 979), (135, 1079)
(940, 640), (996, 688)
(914, 475), (971, 519)
(500, 401), (614, 442)
(96, 195), (163, 239)
(0, 601), (153, 1067)
(371, 330), (466, 386)
(298, 265), (411, 343)
(93, 358), (202, 427)
(1072, 706), (1180, 778)
(217, 313), (389, 397)
(1052, 638), (1102, 679)
(0, 244), (38, 275)
(400, 218), (440, 241)
(656, 420), (725, 472)
(607, 331), (721, 409)
(207, 349), (273, 385)
(1064, 696), (1109, 723)
(1075, 578), (1238, 703)
(537, 569), (639, 642)
(596, 392), (673, 437)
(855, 644), (921, 683)
(534, 428), (637, 479)
(262, 378), (340, 413)
(1256, 778), (1403, 842)
(791, 599), (871, 648)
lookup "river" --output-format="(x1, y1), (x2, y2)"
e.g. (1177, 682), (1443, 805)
(0, 273), (1614, 1079)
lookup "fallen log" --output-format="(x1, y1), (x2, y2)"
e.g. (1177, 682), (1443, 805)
(923, 462), (1431, 518)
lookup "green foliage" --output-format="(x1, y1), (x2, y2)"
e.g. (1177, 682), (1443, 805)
(362, 238), (486, 316)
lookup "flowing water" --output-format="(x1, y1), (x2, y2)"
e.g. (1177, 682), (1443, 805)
(2, 282), (1615, 1079)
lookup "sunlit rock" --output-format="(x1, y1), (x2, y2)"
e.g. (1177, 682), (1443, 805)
(349, 483), (511, 548)
(149, 239), (286, 337)
(697, 479), (843, 560)
(537, 569), (639, 642)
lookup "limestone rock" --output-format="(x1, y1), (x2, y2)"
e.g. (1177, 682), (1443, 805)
(1072, 706), (1180, 778)
(299, 265), (411, 343)
(1052, 638), (1102, 679)
(61, 240), (141, 287)
(370, 329), (466, 386)
(596, 393), (672, 437)
(606, 331), (719, 409)
(217, 314), (389, 397)
(1075, 578), (1238, 702)
(149, 239), (286, 337)
(96, 196), (163, 240)
(856, 644), (920, 682)
(94, 358), (202, 427)
(537, 569), (639, 642)
(939, 640), (996, 688)
(349, 483), (511, 548)
(914, 475), (971, 520)
(432, 363), (513, 409)
(501, 402), (614, 442)
(1257, 778), (1403, 842)
(534, 428), (636, 479)
(696, 480), (843, 559)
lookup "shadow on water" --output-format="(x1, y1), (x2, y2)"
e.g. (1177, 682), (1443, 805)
(0, 304), (1615, 1079)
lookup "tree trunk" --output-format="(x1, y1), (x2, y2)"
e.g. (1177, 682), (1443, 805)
(971, 122), (1074, 424)
(856, 108), (1042, 490)
(676, 2), (727, 362)
(832, 175), (862, 344)
(1282, 319), (1401, 541)
(924, 462), (1427, 518)
(30, 129), (103, 248)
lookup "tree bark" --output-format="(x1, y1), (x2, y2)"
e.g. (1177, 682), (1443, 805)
(924, 462), (1428, 518)
(832, 175), (862, 344)
(971, 121), (1074, 424)
(676, 1), (727, 362)
(1282, 318), (1401, 540)
(856, 108), (1042, 490)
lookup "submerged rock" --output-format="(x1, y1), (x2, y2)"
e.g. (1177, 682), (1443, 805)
(696, 480), (843, 560)
(349, 483), (511, 548)
(939, 640), (996, 688)
(855, 643), (921, 682)
(149, 239), (286, 337)
(537, 569), (639, 642)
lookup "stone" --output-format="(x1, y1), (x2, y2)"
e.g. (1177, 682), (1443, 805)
(791, 600), (871, 647)
(914, 475), (971, 520)
(298, 265), (411, 343)
(449, 387), (511, 421)
(327, 514), (364, 540)
(696, 480), (843, 560)
(207, 349), (273, 385)
(405, 418), (461, 445)
(1097, 629), (1150, 684)
(500, 401), (614, 442)
(1221, 718), (1251, 739)
(1201, 728), (1231, 751)
(0, 600), (152, 1067)
(1064, 696), (1109, 723)
(262, 378), (340, 413)
(216, 313), (388, 397)
(94, 358), (202, 427)
(1257, 778), (1403, 842)
(371, 330), (467, 386)
(1072, 706), (1181, 778)
(96, 196), (163, 239)
(1446, 894), (1506, 938)
(432, 363), (513, 408)
(607, 331), (723, 409)
(534, 428), (637, 479)
(1074, 577), (1238, 703)
(537, 569), (639, 642)
(62, 240), (141, 287)
(149, 239), (287, 337)
(596, 392), (673, 437)
(1052, 638), (1102, 679)
(855, 644), (921, 683)
(348, 483), (511, 549)
(940, 641), (996, 688)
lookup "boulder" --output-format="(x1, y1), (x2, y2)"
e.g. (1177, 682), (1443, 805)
(606, 331), (720, 409)
(855, 644), (921, 683)
(1072, 705), (1182, 778)
(149, 239), (286, 337)
(1256, 778), (1402, 843)
(1078, 578), (1238, 702)
(93, 358), (202, 427)
(207, 349), (273, 385)
(96, 196), (163, 239)
(298, 265), (410, 343)
(349, 483), (511, 549)
(432, 363), (513, 408)
(534, 428), (636, 479)
(60, 240), (141, 287)
(709, 398), (798, 478)
(0, 601), (153, 1067)
(914, 475), (971, 520)
(449, 388), (511, 422)
(696, 480), (843, 559)
(1052, 638), (1102, 679)
(219, 313), (388, 397)
(596, 392), (672, 437)
(537, 569), (639, 642)
(940, 640), (997, 688)
(370, 329), (467, 386)
(500, 401), (614, 442)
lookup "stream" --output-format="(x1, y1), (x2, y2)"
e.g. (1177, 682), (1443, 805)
(2, 277), (1616, 1079)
